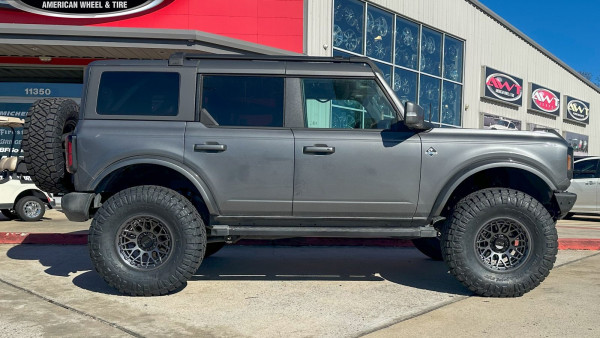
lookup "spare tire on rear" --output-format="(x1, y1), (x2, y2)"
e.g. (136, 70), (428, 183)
(22, 98), (79, 194)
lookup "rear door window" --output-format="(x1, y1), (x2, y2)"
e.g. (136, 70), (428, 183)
(97, 72), (180, 116)
(201, 76), (284, 127)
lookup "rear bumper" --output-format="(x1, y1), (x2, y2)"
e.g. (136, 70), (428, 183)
(62, 192), (96, 222)
(554, 191), (577, 219)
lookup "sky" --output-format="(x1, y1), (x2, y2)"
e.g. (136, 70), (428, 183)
(479, 0), (600, 80)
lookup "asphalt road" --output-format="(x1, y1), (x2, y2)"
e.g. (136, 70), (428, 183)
(0, 244), (598, 337)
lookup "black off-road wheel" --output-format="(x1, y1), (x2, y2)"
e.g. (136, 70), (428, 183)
(15, 196), (45, 222)
(22, 98), (79, 194)
(88, 186), (206, 296)
(1, 209), (18, 220)
(441, 188), (558, 297)
(412, 236), (443, 261)
(204, 242), (226, 258)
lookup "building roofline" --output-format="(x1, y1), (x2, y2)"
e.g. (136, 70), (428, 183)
(0, 23), (299, 56)
(466, 0), (600, 94)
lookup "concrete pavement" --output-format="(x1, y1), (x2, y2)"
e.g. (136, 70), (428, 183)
(0, 244), (597, 337)
(367, 251), (600, 338)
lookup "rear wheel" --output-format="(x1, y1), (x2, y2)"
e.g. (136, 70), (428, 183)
(442, 188), (558, 297)
(88, 185), (206, 296)
(15, 196), (45, 222)
(22, 98), (79, 194)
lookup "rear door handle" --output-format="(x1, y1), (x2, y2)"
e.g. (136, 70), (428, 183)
(303, 145), (335, 154)
(194, 143), (227, 152)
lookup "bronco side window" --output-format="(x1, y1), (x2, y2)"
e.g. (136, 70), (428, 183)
(97, 72), (180, 116)
(201, 76), (284, 128)
(301, 78), (396, 129)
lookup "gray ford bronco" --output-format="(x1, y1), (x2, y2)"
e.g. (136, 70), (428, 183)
(23, 53), (576, 297)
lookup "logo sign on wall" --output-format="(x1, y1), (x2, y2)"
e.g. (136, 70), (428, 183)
(482, 67), (523, 106)
(564, 96), (590, 124)
(528, 83), (560, 116)
(8, 0), (166, 18)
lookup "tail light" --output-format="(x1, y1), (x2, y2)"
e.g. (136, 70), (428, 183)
(65, 135), (77, 173)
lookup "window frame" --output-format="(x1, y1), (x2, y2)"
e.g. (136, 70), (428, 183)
(196, 74), (288, 129)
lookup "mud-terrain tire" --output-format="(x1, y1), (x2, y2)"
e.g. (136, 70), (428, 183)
(204, 242), (226, 258)
(22, 98), (79, 194)
(88, 186), (206, 296)
(1, 209), (18, 220)
(412, 237), (443, 261)
(441, 188), (557, 297)
(14, 196), (45, 222)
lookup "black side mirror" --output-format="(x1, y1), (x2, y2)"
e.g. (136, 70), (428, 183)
(404, 101), (427, 130)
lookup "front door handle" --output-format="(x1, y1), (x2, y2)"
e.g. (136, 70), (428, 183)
(194, 143), (227, 152)
(303, 145), (335, 154)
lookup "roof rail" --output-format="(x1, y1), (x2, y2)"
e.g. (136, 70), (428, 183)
(168, 52), (378, 71)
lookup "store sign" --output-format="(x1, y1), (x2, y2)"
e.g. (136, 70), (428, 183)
(482, 67), (523, 106)
(8, 0), (165, 18)
(565, 96), (590, 124)
(529, 83), (560, 116)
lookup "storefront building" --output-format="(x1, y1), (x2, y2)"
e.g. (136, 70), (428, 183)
(0, 0), (598, 156)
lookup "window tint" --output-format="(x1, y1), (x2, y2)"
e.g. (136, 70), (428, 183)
(97, 72), (179, 116)
(302, 78), (396, 129)
(201, 76), (284, 127)
(573, 159), (599, 179)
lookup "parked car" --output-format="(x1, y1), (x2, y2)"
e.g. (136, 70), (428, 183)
(489, 118), (518, 130)
(23, 53), (575, 297)
(0, 116), (55, 221)
(566, 156), (599, 217)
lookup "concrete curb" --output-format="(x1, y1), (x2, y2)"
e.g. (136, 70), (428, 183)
(1, 232), (600, 250)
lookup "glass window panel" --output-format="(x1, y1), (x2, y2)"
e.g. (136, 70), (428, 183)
(420, 27), (442, 76)
(302, 78), (396, 130)
(441, 81), (462, 126)
(374, 61), (392, 85)
(574, 159), (599, 179)
(97, 72), (179, 116)
(395, 17), (419, 70)
(418, 75), (440, 123)
(366, 6), (393, 63)
(443, 36), (463, 82)
(202, 76), (284, 127)
(333, 0), (365, 54)
(393, 67), (417, 104)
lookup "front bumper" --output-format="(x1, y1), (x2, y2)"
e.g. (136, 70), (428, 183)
(554, 191), (577, 219)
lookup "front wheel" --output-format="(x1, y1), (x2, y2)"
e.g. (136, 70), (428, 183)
(442, 188), (558, 297)
(15, 196), (45, 222)
(88, 186), (206, 296)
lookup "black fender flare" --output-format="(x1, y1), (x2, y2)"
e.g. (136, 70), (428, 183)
(87, 156), (220, 215)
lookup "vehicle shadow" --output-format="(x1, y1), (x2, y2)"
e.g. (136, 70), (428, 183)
(5, 244), (469, 296)
(193, 246), (469, 295)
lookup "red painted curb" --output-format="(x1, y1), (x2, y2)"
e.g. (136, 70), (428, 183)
(1, 232), (599, 250)
(558, 239), (600, 250)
